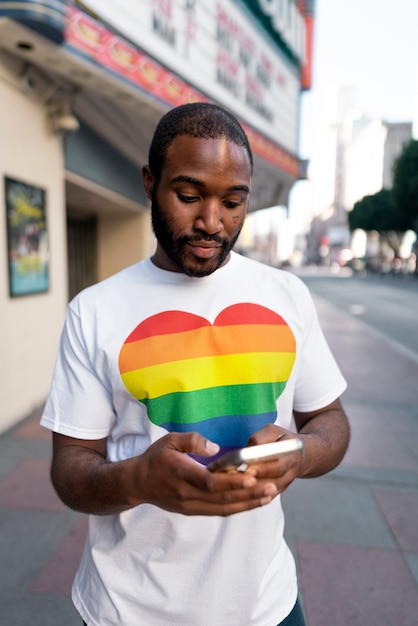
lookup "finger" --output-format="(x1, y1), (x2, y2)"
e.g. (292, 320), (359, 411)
(164, 463), (278, 505)
(167, 432), (220, 458)
(178, 456), (258, 494)
(183, 499), (271, 516)
(246, 424), (283, 446)
(247, 455), (299, 479)
(172, 482), (279, 516)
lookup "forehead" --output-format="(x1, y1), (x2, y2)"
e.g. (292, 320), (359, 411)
(162, 135), (252, 183)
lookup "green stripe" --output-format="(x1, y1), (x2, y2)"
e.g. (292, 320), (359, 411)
(141, 381), (287, 425)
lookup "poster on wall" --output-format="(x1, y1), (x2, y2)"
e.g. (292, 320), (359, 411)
(4, 177), (49, 297)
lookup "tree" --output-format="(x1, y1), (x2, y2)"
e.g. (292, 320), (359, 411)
(348, 189), (408, 260)
(392, 139), (418, 232)
(348, 189), (407, 232)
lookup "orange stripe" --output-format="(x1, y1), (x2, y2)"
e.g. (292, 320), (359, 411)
(119, 324), (295, 373)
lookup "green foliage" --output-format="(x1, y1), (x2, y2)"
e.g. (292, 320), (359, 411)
(348, 189), (408, 233)
(392, 139), (418, 229)
(349, 140), (418, 235)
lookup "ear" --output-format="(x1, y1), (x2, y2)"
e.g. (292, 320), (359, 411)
(142, 165), (154, 201)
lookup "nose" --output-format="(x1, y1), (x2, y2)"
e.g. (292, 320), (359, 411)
(194, 198), (223, 234)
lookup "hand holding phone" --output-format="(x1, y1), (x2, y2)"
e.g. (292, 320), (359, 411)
(207, 438), (303, 473)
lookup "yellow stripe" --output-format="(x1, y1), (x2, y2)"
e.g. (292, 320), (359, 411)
(121, 352), (296, 400)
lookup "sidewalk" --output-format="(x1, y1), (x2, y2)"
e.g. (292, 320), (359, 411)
(1, 293), (418, 625)
(282, 293), (418, 625)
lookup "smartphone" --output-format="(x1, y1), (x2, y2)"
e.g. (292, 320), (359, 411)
(207, 438), (303, 473)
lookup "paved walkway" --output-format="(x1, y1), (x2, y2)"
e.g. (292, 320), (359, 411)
(1, 293), (417, 625)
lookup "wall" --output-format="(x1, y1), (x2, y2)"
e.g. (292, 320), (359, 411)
(97, 211), (154, 280)
(0, 52), (68, 433)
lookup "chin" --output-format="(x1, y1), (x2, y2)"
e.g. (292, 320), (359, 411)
(181, 260), (221, 278)
(180, 251), (230, 277)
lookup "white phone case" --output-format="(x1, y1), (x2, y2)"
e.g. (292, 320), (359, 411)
(207, 438), (303, 472)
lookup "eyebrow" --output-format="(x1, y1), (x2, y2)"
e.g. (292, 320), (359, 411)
(170, 175), (250, 193)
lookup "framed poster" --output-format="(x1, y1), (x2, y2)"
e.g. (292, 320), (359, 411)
(4, 177), (49, 297)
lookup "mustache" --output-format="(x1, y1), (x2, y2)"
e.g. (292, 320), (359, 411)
(181, 234), (228, 245)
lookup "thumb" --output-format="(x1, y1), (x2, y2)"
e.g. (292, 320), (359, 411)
(177, 432), (220, 457)
(201, 438), (220, 457)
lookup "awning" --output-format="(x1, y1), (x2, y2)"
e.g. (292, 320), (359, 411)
(0, 6), (303, 212)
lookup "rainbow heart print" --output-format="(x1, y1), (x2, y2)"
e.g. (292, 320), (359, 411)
(119, 303), (296, 463)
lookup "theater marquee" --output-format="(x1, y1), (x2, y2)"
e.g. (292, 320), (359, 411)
(74, 0), (304, 156)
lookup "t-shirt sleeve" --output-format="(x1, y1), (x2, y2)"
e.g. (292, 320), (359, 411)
(292, 285), (347, 413)
(41, 301), (116, 439)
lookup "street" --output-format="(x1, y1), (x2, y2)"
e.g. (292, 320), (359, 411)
(282, 266), (418, 625)
(293, 267), (418, 362)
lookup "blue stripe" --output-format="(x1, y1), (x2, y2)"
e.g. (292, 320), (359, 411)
(160, 411), (277, 447)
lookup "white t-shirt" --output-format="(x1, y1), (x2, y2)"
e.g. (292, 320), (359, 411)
(41, 252), (347, 626)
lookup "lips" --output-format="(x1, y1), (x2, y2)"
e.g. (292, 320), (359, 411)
(187, 241), (222, 258)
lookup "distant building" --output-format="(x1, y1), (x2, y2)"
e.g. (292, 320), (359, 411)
(307, 85), (412, 263)
(345, 118), (412, 209)
(382, 122), (413, 188)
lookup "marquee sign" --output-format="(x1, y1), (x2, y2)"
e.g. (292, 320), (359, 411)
(66, 6), (300, 177)
(73, 0), (302, 155)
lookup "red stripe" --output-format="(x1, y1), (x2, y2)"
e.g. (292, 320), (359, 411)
(125, 304), (287, 343)
(125, 310), (211, 342)
(215, 303), (287, 326)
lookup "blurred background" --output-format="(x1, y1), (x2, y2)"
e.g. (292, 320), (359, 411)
(243, 0), (418, 272)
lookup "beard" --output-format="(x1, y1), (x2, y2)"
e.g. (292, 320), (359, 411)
(151, 193), (242, 277)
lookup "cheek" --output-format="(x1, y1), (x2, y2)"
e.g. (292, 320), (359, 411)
(228, 211), (246, 230)
(156, 194), (188, 230)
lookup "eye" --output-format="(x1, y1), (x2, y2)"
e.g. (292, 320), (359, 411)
(223, 200), (241, 209)
(177, 193), (199, 203)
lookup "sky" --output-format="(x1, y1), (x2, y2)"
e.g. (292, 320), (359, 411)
(286, 0), (418, 229)
(301, 0), (418, 156)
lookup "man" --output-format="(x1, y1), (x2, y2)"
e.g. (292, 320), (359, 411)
(42, 103), (350, 626)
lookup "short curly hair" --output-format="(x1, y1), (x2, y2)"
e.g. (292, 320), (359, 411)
(148, 102), (253, 184)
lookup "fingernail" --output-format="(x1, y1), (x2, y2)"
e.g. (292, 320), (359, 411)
(242, 476), (257, 487)
(205, 440), (220, 455)
(263, 484), (278, 498)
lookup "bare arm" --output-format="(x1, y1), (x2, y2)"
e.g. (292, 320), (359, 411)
(293, 397), (350, 478)
(50, 431), (279, 517)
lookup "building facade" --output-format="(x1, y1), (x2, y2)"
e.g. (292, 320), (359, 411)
(0, 0), (315, 432)
(307, 84), (412, 264)
(344, 118), (413, 211)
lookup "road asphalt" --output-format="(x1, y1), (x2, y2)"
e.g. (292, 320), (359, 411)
(0, 285), (417, 625)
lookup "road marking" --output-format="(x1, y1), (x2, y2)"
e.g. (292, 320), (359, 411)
(313, 294), (418, 366)
(348, 304), (366, 315)
(357, 321), (418, 366)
